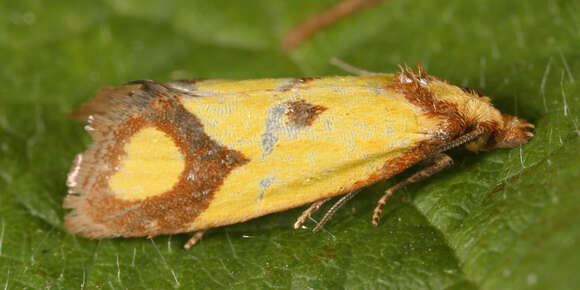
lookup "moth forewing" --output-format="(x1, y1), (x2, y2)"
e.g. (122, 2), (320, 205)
(64, 65), (533, 249)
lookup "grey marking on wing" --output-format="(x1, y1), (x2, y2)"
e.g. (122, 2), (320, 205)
(163, 81), (201, 96)
(261, 104), (287, 158)
(260, 102), (306, 158)
(259, 176), (275, 189)
(257, 176), (276, 202)
(276, 79), (298, 91)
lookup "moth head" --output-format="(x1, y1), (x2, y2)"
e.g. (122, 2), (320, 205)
(466, 114), (534, 152)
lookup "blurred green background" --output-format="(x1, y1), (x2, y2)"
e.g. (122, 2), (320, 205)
(1, 0), (579, 288)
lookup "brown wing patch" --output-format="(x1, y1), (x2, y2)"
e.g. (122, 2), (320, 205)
(388, 64), (457, 114)
(64, 81), (249, 238)
(68, 84), (143, 122)
(285, 99), (327, 127)
(388, 64), (466, 143)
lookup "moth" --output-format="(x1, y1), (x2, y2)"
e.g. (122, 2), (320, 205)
(64, 65), (534, 249)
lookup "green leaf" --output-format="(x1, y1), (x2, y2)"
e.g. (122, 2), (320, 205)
(1, 0), (579, 288)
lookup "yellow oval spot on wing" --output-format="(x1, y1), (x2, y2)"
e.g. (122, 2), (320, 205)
(109, 127), (184, 200)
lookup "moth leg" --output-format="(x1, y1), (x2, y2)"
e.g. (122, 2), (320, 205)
(372, 153), (453, 226)
(313, 190), (361, 232)
(184, 229), (207, 250)
(329, 58), (379, 76)
(294, 198), (331, 229)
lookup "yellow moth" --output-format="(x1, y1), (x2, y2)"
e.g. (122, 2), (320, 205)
(64, 65), (534, 249)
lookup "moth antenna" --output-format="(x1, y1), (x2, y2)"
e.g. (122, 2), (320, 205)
(437, 127), (485, 153)
(329, 58), (378, 76)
